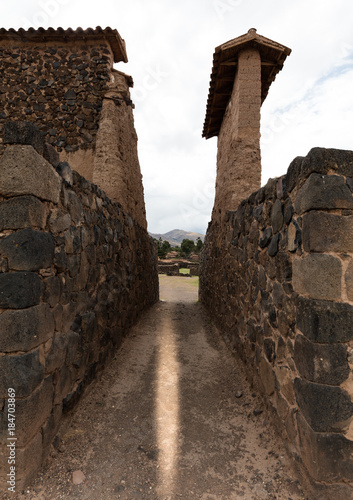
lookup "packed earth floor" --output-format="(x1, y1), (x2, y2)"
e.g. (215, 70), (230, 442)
(11, 276), (308, 500)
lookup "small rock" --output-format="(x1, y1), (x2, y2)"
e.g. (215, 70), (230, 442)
(253, 409), (263, 416)
(235, 390), (243, 398)
(72, 470), (85, 485)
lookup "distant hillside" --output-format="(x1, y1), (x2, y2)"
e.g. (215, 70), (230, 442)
(149, 229), (205, 246)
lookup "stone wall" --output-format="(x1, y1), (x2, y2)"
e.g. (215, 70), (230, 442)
(200, 147), (353, 498)
(158, 261), (200, 276)
(0, 29), (147, 228)
(0, 125), (158, 492)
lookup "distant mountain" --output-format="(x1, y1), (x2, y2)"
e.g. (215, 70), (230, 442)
(149, 229), (205, 246)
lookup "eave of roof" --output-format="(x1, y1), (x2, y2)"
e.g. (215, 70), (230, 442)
(203, 29), (291, 139)
(0, 26), (128, 63)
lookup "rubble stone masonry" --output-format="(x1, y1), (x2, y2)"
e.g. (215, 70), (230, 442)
(0, 29), (147, 228)
(200, 147), (353, 498)
(0, 123), (158, 492)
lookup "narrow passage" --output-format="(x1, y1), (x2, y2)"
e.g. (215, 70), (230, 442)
(18, 276), (305, 500)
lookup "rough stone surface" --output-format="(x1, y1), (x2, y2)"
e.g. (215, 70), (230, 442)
(0, 304), (54, 352)
(295, 173), (353, 214)
(0, 195), (46, 230)
(296, 296), (353, 343)
(5, 376), (53, 446)
(294, 334), (349, 385)
(3, 121), (45, 155)
(303, 211), (353, 253)
(200, 146), (353, 497)
(271, 199), (284, 233)
(49, 209), (72, 233)
(294, 378), (353, 433)
(0, 228), (55, 271)
(297, 412), (353, 484)
(0, 271), (43, 308)
(0, 145), (61, 203)
(345, 260), (353, 301)
(0, 350), (44, 398)
(293, 254), (341, 300)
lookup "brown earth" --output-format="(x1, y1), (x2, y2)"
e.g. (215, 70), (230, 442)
(8, 275), (307, 500)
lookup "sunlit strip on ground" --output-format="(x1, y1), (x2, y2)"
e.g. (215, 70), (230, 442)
(156, 314), (180, 498)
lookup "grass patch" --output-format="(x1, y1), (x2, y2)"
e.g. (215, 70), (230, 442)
(179, 268), (190, 275)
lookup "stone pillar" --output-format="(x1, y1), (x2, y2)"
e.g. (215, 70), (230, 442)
(213, 48), (261, 222)
(93, 71), (147, 229)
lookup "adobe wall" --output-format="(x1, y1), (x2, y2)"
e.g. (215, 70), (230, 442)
(200, 147), (353, 498)
(0, 37), (146, 228)
(0, 123), (159, 492)
(213, 48), (261, 222)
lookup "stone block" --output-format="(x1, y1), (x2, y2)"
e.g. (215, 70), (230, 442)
(8, 431), (43, 492)
(3, 121), (45, 155)
(54, 247), (68, 273)
(0, 196), (46, 230)
(293, 254), (341, 300)
(303, 211), (353, 253)
(64, 227), (81, 254)
(67, 191), (83, 224)
(42, 404), (63, 451)
(274, 365), (295, 405)
(54, 365), (72, 405)
(296, 412), (353, 483)
(43, 275), (61, 307)
(285, 156), (304, 193)
(259, 227), (272, 248)
(45, 334), (67, 374)
(66, 330), (80, 365)
(0, 272), (43, 309)
(0, 145), (62, 203)
(0, 304), (54, 352)
(300, 147), (353, 180)
(288, 220), (301, 252)
(49, 209), (71, 233)
(275, 251), (292, 282)
(0, 350), (44, 398)
(56, 162), (73, 185)
(0, 229), (55, 271)
(4, 376), (53, 446)
(271, 199), (283, 233)
(294, 378), (353, 432)
(267, 234), (279, 257)
(68, 254), (80, 278)
(296, 296), (353, 343)
(294, 334), (349, 385)
(258, 357), (275, 396)
(43, 142), (60, 168)
(346, 260), (353, 301)
(295, 173), (353, 215)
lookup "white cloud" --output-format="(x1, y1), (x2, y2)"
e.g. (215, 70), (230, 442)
(2, 0), (353, 234)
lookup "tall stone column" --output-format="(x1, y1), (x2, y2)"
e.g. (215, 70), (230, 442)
(203, 29), (291, 223)
(213, 47), (262, 221)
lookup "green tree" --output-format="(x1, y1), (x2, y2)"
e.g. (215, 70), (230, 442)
(180, 238), (195, 257)
(196, 237), (203, 252)
(155, 238), (171, 259)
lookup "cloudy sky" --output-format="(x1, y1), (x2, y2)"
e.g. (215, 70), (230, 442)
(2, 0), (353, 234)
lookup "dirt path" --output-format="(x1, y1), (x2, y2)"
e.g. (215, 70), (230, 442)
(13, 276), (306, 499)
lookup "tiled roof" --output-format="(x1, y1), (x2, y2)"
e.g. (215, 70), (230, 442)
(203, 29), (291, 139)
(0, 26), (128, 63)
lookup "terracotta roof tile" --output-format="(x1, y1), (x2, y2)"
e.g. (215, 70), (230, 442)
(203, 29), (291, 139)
(0, 26), (127, 63)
